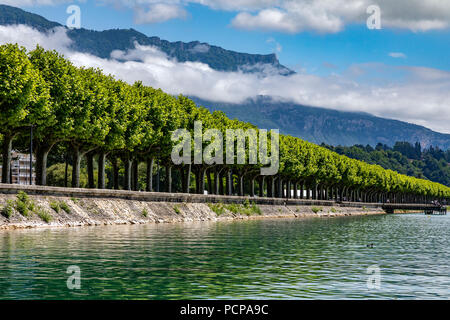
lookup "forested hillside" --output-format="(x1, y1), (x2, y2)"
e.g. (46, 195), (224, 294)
(194, 97), (450, 150)
(323, 142), (450, 186)
(0, 4), (292, 74)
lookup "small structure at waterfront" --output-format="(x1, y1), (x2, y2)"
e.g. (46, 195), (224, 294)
(382, 203), (447, 215)
(424, 207), (447, 215)
(0, 151), (35, 185)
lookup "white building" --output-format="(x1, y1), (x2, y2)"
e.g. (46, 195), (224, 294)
(0, 151), (35, 185)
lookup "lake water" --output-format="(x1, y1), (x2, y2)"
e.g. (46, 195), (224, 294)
(0, 213), (449, 299)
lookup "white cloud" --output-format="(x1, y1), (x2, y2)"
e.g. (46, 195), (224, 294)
(6, 0), (450, 32)
(266, 37), (282, 53)
(134, 3), (187, 24)
(0, 0), (81, 6)
(188, 43), (210, 54)
(1, 24), (449, 134)
(389, 52), (407, 59)
(0, 24), (72, 51)
(229, 0), (450, 33)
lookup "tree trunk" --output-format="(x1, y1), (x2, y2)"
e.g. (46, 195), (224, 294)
(267, 177), (273, 197)
(112, 157), (119, 190)
(299, 182), (304, 199)
(258, 176), (265, 197)
(155, 160), (160, 192)
(198, 167), (206, 194)
(64, 157), (69, 188)
(180, 166), (186, 193)
(287, 181), (291, 199)
(207, 169), (213, 195)
(35, 143), (53, 186)
(250, 177), (255, 197)
(214, 169), (220, 195)
(293, 182), (298, 199)
(166, 165), (172, 193)
(71, 146), (82, 188)
(1, 134), (13, 184)
(146, 158), (154, 192)
(226, 169), (232, 196)
(238, 175), (244, 196)
(218, 170), (224, 195)
(278, 177), (283, 198)
(132, 159), (139, 191)
(86, 152), (95, 189)
(123, 156), (132, 191)
(97, 151), (106, 189)
(185, 163), (191, 193)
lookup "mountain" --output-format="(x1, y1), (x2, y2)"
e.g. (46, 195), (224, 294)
(1, 4), (449, 149)
(0, 4), (292, 74)
(193, 97), (450, 149)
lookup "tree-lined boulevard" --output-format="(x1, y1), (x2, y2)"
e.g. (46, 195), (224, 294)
(1, 44), (449, 204)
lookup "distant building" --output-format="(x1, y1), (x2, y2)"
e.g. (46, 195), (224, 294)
(0, 151), (35, 185)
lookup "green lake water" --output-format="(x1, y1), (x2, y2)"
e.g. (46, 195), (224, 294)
(0, 213), (449, 299)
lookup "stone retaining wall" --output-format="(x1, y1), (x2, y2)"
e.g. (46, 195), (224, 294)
(0, 184), (386, 230)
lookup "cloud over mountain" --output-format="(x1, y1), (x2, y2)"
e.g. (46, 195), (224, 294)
(0, 24), (449, 133)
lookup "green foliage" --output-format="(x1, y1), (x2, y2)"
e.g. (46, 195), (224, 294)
(15, 191), (34, 217)
(193, 96), (450, 152)
(208, 203), (226, 216)
(1, 200), (14, 218)
(330, 207), (337, 213)
(251, 202), (262, 215)
(173, 205), (181, 215)
(0, 43), (449, 204)
(142, 208), (148, 217)
(48, 200), (70, 214)
(36, 206), (52, 223)
(49, 201), (60, 213)
(324, 142), (450, 187)
(59, 201), (71, 214)
(17, 191), (29, 203)
(225, 203), (240, 214)
(47, 163), (97, 188)
(220, 202), (262, 216)
(15, 199), (29, 217)
(312, 207), (322, 213)
(0, 43), (50, 137)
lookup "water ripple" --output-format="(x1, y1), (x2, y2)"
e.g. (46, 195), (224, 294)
(0, 213), (449, 299)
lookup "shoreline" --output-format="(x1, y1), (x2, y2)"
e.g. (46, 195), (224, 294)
(0, 185), (387, 231)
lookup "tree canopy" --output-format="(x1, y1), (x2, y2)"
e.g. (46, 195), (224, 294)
(1, 44), (449, 202)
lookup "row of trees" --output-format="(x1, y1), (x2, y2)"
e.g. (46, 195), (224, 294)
(323, 142), (450, 186)
(1, 43), (449, 203)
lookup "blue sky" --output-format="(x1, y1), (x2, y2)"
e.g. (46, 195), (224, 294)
(1, 0), (449, 133)
(13, 1), (450, 75)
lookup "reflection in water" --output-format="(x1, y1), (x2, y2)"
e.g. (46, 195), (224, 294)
(0, 214), (449, 299)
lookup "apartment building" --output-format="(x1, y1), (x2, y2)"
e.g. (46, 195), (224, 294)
(0, 151), (35, 185)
